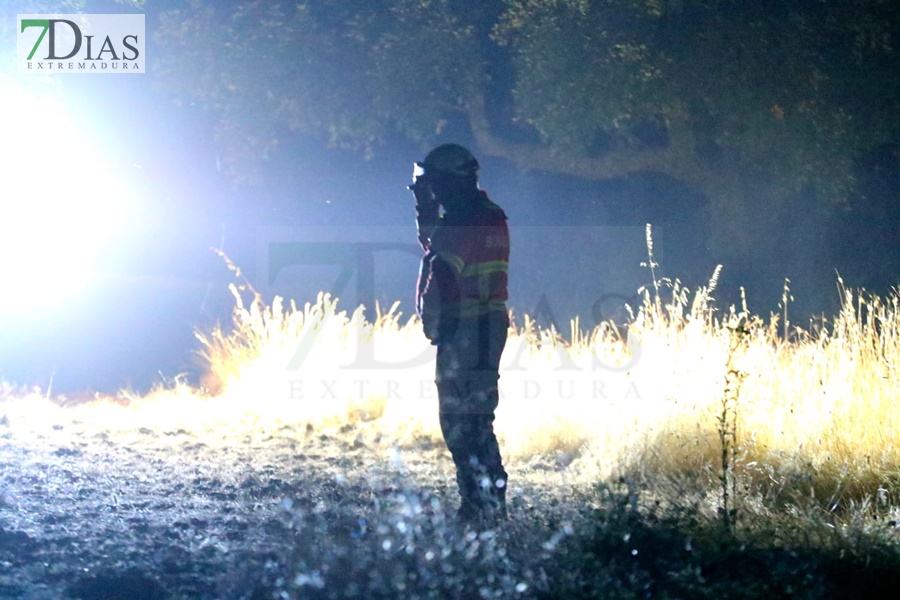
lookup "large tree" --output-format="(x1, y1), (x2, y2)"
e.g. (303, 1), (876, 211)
(153, 0), (899, 258)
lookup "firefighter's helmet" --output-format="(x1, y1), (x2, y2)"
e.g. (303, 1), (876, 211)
(417, 144), (479, 178)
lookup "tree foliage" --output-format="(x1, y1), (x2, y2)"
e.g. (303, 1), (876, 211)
(153, 0), (898, 252)
(155, 1), (484, 161)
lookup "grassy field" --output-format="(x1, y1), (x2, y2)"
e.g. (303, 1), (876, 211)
(187, 255), (900, 597)
(2, 258), (900, 598)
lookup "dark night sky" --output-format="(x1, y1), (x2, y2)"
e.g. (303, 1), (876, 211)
(0, 2), (897, 394)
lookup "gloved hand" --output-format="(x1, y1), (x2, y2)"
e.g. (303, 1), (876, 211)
(408, 174), (434, 206)
(421, 311), (441, 344)
(411, 174), (439, 251)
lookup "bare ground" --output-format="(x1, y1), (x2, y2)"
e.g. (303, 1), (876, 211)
(0, 400), (579, 600)
(4, 396), (900, 600)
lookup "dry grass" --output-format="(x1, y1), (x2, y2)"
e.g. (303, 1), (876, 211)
(5, 246), (897, 528)
(3, 262), (900, 598)
(190, 269), (900, 517)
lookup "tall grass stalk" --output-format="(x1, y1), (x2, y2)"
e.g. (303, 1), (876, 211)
(719, 313), (749, 532)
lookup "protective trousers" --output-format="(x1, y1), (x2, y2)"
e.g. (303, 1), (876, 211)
(435, 312), (508, 522)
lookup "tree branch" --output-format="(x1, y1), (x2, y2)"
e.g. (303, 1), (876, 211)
(467, 94), (709, 188)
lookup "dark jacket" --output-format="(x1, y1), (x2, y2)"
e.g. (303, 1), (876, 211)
(416, 190), (509, 343)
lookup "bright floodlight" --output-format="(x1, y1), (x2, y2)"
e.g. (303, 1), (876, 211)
(0, 78), (129, 315)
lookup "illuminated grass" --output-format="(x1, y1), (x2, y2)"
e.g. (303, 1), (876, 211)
(192, 275), (900, 516)
(3, 275), (900, 598)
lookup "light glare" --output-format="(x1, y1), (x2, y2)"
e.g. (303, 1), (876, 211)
(0, 78), (130, 315)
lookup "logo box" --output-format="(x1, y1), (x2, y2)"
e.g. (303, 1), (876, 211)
(17, 14), (145, 74)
